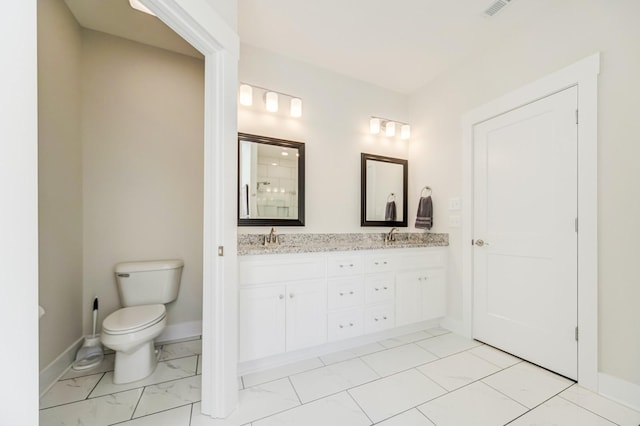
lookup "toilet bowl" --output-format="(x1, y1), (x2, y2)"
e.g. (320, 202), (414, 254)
(102, 304), (167, 384)
(101, 259), (183, 384)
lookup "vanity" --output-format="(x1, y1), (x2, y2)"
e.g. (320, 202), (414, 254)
(237, 234), (448, 369)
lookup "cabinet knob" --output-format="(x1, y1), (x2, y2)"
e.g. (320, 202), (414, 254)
(349, 322), (354, 327)
(384, 261), (388, 265)
(339, 292), (344, 296)
(349, 291), (354, 295)
(374, 262), (379, 265)
(279, 294), (284, 300)
(383, 316), (388, 320)
(339, 324), (344, 329)
(289, 293), (294, 299)
(374, 317), (379, 322)
(383, 286), (388, 290)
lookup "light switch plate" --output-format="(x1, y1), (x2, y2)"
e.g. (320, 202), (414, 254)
(449, 215), (461, 228)
(449, 197), (461, 210)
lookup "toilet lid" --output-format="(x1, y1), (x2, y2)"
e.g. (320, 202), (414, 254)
(103, 304), (166, 335)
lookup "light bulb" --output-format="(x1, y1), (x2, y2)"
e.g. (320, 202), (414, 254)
(370, 118), (381, 134)
(401, 124), (411, 140)
(385, 121), (396, 137)
(265, 92), (278, 112)
(290, 98), (302, 117)
(239, 84), (253, 106)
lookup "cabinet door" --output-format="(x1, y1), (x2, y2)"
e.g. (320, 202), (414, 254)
(421, 268), (446, 320)
(239, 286), (286, 362)
(286, 280), (327, 352)
(395, 271), (422, 326)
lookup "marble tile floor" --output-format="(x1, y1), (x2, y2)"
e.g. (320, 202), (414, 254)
(40, 329), (640, 426)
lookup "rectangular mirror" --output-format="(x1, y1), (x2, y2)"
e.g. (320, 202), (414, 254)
(238, 133), (305, 226)
(361, 153), (408, 227)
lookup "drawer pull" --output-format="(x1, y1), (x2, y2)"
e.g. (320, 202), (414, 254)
(349, 322), (354, 327)
(374, 317), (379, 322)
(373, 261), (389, 266)
(289, 293), (294, 299)
(374, 287), (379, 291)
(339, 291), (355, 296)
(339, 263), (355, 268)
(278, 294), (284, 300)
(383, 316), (388, 320)
(350, 291), (354, 295)
(383, 286), (388, 290)
(339, 324), (344, 329)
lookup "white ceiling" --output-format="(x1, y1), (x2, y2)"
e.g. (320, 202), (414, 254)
(65, 0), (556, 94)
(238, 0), (555, 93)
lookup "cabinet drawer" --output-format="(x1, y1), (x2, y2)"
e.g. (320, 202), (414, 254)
(364, 274), (395, 304)
(365, 255), (398, 273)
(327, 254), (364, 277)
(328, 309), (364, 342)
(327, 277), (364, 310)
(240, 257), (325, 285)
(364, 304), (395, 334)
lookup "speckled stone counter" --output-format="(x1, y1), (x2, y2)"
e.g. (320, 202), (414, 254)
(237, 232), (448, 255)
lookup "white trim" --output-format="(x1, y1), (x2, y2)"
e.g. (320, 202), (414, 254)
(440, 316), (465, 336)
(238, 319), (442, 376)
(156, 320), (202, 343)
(39, 337), (85, 398)
(598, 373), (640, 412)
(141, 0), (239, 418)
(461, 53), (600, 390)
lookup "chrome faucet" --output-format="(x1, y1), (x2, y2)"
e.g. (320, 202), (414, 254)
(385, 227), (398, 244)
(263, 227), (279, 246)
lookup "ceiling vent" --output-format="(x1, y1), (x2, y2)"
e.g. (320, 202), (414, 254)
(484, 0), (513, 17)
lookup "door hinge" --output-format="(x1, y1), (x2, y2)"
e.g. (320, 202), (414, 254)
(471, 239), (475, 246)
(576, 109), (579, 124)
(217, 246), (224, 257)
(575, 326), (579, 341)
(575, 217), (578, 233)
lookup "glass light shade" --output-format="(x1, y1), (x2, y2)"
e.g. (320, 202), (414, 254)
(265, 92), (278, 112)
(370, 118), (381, 134)
(401, 124), (411, 140)
(129, 0), (155, 15)
(290, 98), (302, 117)
(385, 121), (396, 137)
(239, 84), (253, 106)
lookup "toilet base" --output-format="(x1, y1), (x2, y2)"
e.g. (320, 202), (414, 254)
(113, 340), (158, 384)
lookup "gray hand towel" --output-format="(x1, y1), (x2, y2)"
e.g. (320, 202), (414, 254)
(415, 195), (433, 230)
(385, 201), (397, 221)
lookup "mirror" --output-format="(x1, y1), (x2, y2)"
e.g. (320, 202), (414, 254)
(238, 133), (305, 226)
(361, 153), (408, 227)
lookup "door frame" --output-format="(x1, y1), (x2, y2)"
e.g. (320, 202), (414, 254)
(461, 53), (600, 390)
(143, 0), (239, 418)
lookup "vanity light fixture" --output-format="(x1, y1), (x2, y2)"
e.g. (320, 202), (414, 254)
(385, 121), (396, 137)
(370, 117), (381, 134)
(290, 98), (302, 117)
(265, 92), (279, 112)
(370, 116), (411, 141)
(239, 84), (253, 106)
(129, 0), (155, 16)
(401, 124), (411, 140)
(239, 83), (303, 117)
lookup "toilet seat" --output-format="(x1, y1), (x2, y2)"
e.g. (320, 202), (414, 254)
(103, 304), (166, 335)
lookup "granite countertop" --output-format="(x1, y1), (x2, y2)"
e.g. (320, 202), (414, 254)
(237, 232), (448, 256)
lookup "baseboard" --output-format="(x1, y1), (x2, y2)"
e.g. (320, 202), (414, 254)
(238, 319), (441, 376)
(39, 336), (84, 398)
(440, 316), (465, 337)
(156, 320), (202, 344)
(40, 320), (202, 398)
(598, 372), (640, 411)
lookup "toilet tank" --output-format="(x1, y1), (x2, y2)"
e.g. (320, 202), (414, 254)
(114, 259), (184, 307)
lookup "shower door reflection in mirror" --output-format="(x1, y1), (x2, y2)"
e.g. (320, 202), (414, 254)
(238, 133), (305, 226)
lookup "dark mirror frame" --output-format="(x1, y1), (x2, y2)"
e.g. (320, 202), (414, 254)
(361, 153), (408, 227)
(238, 133), (305, 227)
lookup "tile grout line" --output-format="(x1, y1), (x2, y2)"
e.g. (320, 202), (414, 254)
(345, 389), (375, 425)
(496, 381), (576, 425)
(558, 393), (625, 426)
(287, 376), (304, 405)
(129, 385), (146, 421)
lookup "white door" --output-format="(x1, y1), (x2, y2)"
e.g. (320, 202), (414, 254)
(473, 87), (578, 379)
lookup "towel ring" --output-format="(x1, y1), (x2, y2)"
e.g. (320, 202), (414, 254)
(387, 193), (396, 202)
(420, 186), (432, 197)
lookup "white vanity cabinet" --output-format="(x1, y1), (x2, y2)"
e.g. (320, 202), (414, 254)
(238, 255), (327, 362)
(239, 247), (446, 363)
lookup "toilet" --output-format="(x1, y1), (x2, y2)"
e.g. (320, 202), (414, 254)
(101, 259), (183, 384)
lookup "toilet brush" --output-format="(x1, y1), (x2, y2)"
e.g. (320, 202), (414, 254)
(72, 297), (104, 370)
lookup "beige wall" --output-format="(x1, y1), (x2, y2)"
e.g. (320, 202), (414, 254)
(408, 0), (640, 385)
(81, 30), (205, 333)
(238, 44), (410, 234)
(37, 0), (84, 370)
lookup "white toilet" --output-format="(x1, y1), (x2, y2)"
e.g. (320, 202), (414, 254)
(101, 259), (183, 384)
